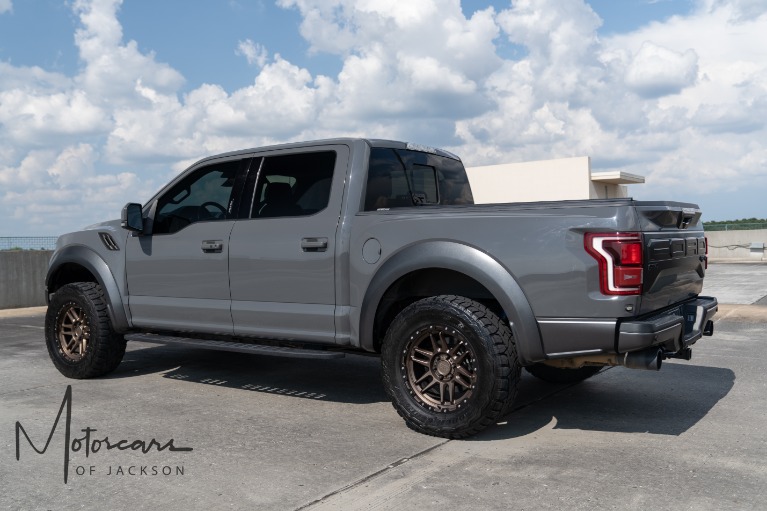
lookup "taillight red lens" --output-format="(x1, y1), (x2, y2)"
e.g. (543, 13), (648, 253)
(619, 242), (643, 265)
(585, 232), (643, 296)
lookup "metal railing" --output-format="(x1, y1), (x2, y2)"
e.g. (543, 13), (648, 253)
(0, 237), (58, 251)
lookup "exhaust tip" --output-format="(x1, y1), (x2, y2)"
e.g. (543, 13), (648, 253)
(624, 348), (663, 371)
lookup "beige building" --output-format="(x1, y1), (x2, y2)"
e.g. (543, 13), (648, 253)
(466, 156), (645, 204)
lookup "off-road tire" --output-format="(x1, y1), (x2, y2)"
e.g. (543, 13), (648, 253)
(381, 295), (520, 438)
(45, 282), (126, 379)
(525, 364), (603, 384)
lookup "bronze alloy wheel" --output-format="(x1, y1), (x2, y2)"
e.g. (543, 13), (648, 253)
(45, 282), (127, 379)
(382, 295), (519, 438)
(403, 325), (478, 412)
(56, 302), (91, 362)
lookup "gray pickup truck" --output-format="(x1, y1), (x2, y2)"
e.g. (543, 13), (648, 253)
(45, 138), (718, 438)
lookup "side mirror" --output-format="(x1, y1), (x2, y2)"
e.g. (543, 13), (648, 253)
(121, 203), (144, 233)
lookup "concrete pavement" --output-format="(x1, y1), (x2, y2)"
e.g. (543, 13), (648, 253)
(703, 262), (767, 305)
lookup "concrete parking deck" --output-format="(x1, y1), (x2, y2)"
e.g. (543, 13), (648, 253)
(1, 263), (765, 510)
(703, 262), (767, 305)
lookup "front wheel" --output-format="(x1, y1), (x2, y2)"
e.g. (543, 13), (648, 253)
(381, 295), (520, 438)
(45, 282), (126, 379)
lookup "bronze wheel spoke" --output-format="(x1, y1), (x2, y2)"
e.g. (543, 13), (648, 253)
(414, 371), (431, 385)
(56, 304), (89, 362)
(438, 332), (449, 353)
(414, 347), (433, 358)
(454, 374), (472, 389)
(454, 350), (469, 365)
(404, 324), (478, 412)
(456, 365), (474, 381)
(421, 377), (439, 393)
(65, 309), (78, 324)
(429, 333), (439, 354)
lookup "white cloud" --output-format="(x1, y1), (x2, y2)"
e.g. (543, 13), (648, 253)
(0, 143), (143, 233)
(2, 0), (767, 235)
(279, 0), (500, 113)
(0, 89), (109, 145)
(236, 39), (268, 67)
(697, 0), (767, 21)
(624, 42), (698, 98)
(73, 0), (184, 102)
(47, 144), (97, 187)
(0, 0), (11, 15)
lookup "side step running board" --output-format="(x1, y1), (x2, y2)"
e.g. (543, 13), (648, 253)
(125, 333), (345, 360)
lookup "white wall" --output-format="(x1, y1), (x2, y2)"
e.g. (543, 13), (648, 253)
(466, 156), (626, 204)
(589, 181), (628, 199)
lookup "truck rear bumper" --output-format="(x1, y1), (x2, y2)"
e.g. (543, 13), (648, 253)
(618, 296), (718, 353)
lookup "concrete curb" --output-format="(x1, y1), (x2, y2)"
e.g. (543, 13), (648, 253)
(0, 306), (46, 318)
(715, 304), (767, 323)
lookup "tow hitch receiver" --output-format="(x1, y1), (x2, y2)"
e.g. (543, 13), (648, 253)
(663, 347), (693, 361)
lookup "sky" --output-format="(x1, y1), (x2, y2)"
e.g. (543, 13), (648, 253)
(0, 0), (766, 236)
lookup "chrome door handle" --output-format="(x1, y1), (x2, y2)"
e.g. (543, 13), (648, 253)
(201, 240), (223, 253)
(301, 237), (328, 252)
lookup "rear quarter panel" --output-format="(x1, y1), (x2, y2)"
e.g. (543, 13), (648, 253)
(349, 200), (641, 322)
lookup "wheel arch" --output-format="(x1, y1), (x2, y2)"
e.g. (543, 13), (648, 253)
(360, 241), (543, 365)
(46, 246), (130, 332)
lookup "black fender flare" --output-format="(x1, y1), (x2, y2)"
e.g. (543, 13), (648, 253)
(359, 241), (543, 365)
(46, 246), (130, 332)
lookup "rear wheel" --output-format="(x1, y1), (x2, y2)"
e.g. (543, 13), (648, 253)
(525, 364), (603, 384)
(45, 282), (126, 379)
(381, 295), (520, 438)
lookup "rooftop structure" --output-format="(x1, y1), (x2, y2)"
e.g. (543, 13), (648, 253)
(466, 156), (645, 204)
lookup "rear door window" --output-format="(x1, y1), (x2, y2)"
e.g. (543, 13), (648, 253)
(247, 151), (336, 218)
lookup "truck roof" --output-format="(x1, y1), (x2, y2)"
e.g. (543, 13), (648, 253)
(193, 138), (461, 168)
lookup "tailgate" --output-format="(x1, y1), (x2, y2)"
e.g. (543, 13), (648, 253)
(636, 202), (707, 314)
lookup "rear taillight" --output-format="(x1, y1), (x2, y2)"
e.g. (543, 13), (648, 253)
(585, 232), (643, 296)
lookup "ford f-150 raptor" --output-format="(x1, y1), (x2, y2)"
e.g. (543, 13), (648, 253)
(45, 138), (718, 438)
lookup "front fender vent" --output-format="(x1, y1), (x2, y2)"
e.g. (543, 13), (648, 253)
(98, 232), (120, 251)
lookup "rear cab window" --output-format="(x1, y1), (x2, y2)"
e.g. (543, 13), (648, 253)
(364, 146), (474, 211)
